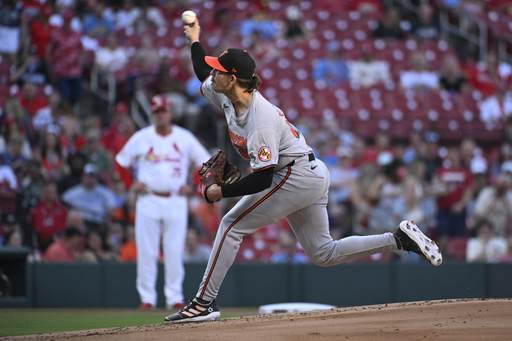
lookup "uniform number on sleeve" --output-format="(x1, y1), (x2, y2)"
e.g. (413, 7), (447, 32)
(285, 120), (299, 138)
(275, 106), (299, 139)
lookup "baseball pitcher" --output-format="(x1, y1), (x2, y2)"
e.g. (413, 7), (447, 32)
(164, 16), (442, 323)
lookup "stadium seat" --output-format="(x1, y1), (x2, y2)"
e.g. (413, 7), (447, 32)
(0, 181), (16, 216)
(235, 236), (275, 262)
(446, 237), (468, 261)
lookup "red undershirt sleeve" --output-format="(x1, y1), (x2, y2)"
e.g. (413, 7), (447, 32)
(115, 160), (134, 189)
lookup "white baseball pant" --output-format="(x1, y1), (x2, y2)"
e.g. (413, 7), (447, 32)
(135, 194), (188, 307)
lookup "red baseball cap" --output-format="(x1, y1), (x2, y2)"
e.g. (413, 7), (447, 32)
(42, 5), (53, 18)
(205, 48), (256, 80)
(114, 102), (128, 114)
(3, 115), (16, 125)
(150, 95), (172, 112)
(361, 42), (374, 54)
(63, 10), (74, 21)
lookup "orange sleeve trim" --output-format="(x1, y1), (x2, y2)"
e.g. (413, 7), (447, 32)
(253, 165), (276, 172)
(200, 75), (212, 97)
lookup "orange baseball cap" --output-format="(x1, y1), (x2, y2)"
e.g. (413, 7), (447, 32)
(205, 48), (256, 80)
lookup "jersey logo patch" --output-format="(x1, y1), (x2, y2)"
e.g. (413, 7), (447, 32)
(258, 147), (272, 162)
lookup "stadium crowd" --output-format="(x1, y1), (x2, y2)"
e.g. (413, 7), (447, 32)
(1, 0), (512, 266)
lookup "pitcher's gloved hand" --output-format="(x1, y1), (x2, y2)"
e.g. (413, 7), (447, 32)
(198, 150), (241, 204)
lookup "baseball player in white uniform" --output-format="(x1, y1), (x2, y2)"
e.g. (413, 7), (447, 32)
(165, 18), (442, 323)
(115, 95), (210, 310)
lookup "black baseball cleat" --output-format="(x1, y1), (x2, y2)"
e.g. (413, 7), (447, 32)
(394, 220), (442, 266)
(164, 298), (220, 323)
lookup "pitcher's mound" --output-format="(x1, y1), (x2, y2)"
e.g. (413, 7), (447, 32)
(13, 298), (512, 341)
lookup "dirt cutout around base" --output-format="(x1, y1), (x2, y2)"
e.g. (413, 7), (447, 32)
(8, 298), (512, 341)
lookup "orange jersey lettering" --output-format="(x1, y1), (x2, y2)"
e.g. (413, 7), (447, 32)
(228, 129), (249, 159)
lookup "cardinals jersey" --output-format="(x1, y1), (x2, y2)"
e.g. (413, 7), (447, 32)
(116, 125), (209, 194)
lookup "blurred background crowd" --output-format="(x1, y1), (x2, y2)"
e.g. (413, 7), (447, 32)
(1, 0), (512, 266)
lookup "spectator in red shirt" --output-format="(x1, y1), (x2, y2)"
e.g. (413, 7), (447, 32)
(18, 81), (48, 117)
(361, 130), (394, 166)
(42, 226), (83, 261)
(19, 0), (44, 23)
(29, 5), (55, 61)
(38, 126), (65, 180)
(431, 146), (474, 255)
(45, 10), (85, 105)
(101, 102), (136, 155)
(486, 0), (512, 16)
(468, 50), (512, 98)
(30, 181), (68, 251)
(347, 0), (383, 16)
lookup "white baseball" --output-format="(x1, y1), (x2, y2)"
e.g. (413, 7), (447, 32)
(181, 10), (196, 25)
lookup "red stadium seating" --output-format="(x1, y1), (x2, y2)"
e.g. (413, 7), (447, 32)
(446, 237), (469, 261)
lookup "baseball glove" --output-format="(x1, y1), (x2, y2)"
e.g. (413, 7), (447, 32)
(198, 150), (241, 204)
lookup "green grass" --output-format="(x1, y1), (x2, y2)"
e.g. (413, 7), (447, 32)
(0, 309), (168, 337)
(0, 308), (257, 337)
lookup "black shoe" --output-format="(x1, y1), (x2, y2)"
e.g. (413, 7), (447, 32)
(164, 298), (220, 323)
(394, 220), (442, 266)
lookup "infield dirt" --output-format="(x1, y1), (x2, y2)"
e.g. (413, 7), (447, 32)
(7, 298), (512, 340)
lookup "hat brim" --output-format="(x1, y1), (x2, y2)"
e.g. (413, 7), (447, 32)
(205, 56), (229, 73)
(151, 108), (169, 113)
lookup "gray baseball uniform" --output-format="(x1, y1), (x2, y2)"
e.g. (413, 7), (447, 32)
(196, 76), (398, 301)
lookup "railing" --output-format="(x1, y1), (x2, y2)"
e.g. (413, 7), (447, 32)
(132, 89), (151, 128)
(438, 9), (488, 61)
(89, 66), (116, 114)
(390, 0), (512, 63)
(496, 33), (512, 65)
(88, 65), (153, 129)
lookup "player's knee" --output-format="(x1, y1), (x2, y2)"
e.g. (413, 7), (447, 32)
(217, 216), (233, 235)
(307, 251), (331, 267)
(218, 218), (244, 241)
